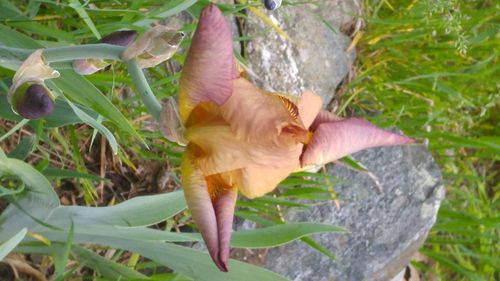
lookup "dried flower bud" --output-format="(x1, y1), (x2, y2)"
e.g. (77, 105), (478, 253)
(263, 0), (282, 11)
(10, 83), (55, 119)
(160, 97), (186, 145)
(101, 30), (137, 47)
(73, 30), (137, 75)
(73, 58), (110, 75)
(8, 49), (59, 119)
(122, 26), (184, 68)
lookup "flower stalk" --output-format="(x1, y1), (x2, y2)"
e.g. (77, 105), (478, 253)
(1, 44), (164, 121)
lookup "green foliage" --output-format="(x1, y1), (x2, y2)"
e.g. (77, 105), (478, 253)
(354, 0), (498, 280)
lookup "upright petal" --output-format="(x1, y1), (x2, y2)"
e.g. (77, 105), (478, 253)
(179, 4), (239, 123)
(301, 118), (414, 166)
(297, 90), (322, 129)
(221, 78), (307, 142)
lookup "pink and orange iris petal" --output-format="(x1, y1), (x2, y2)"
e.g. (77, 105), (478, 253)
(221, 78), (307, 142)
(181, 145), (237, 272)
(301, 118), (415, 166)
(297, 90), (322, 129)
(179, 4), (239, 124)
(237, 164), (297, 199)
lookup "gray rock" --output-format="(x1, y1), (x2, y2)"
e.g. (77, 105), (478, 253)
(261, 144), (444, 281)
(244, 1), (359, 105)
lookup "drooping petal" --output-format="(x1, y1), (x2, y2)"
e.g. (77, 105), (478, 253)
(122, 26), (184, 68)
(181, 145), (221, 270)
(178, 3), (239, 124)
(301, 118), (415, 166)
(8, 49), (59, 102)
(186, 121), (303, 177)
(212, 184), (237, 272)
(237, 163), (296, 199)
(297, 90), (322, 129)
(185, 124), (251, 175)
(221, 78), (308, 142)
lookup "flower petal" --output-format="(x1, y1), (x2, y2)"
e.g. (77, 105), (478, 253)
(309, 110), (342, 131)
(186, 121), (303, 177)
(212, 185), (237, 272)
(301, 118), (415, 166)
(181, 145), (221, 270)
(237, 164), (296, 199)
(221, 78), (308, 142)
(185, 124), (250, 175)
(179, 3), (239, 123)
(297, 90), (322, 129)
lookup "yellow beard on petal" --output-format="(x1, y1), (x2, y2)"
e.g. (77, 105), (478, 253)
(205, 171), (238, 201)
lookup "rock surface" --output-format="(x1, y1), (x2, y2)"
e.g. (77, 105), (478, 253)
(261, 145), (444, 281)
(244, 1), (359, 105)
(240, 1), (444, 281)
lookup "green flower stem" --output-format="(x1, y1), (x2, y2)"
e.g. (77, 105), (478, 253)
(44, 44), (125, 62)
(0, 44), (163, 121)
(0, 44), (124, 63)
(125, 60), (162, 121)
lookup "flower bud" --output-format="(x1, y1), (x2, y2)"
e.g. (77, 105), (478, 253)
(122, 26), (184, 69)
(73, 30), (137, 75)
(10, 83), (55, 119)
(8, 49), (59, 119)
(263, 0), (282, 11)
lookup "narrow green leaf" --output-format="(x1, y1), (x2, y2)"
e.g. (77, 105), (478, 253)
(72, 245), (150, 280)
(68, 0), (101, 39)
(65, 98), (119, 154)
(47, 191), (186, 227)
(42, 168), (106, 181)
(230, 222), (347, 248)
(54, 222), (74, 280)
(0, 228), (27, 261)
(6, 136), (35, 160)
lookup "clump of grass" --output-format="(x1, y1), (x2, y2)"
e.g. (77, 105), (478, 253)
(346, 0), (499, 279)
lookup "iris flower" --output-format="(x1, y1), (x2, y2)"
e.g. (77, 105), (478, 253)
(171, 4), (413, 272)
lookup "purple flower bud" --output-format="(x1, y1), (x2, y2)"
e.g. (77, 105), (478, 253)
(263, 0), (282, 11)
(13, 83), (55, 119)
(100, 30), (138, 47)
